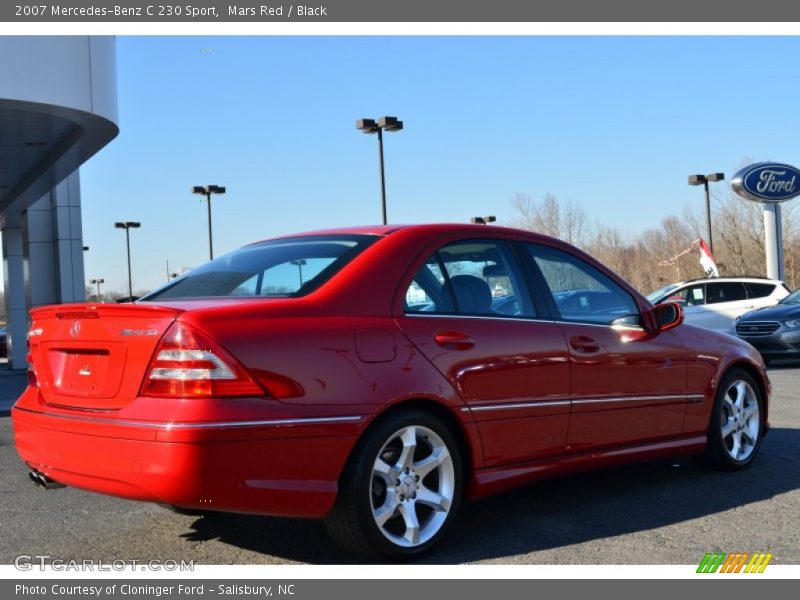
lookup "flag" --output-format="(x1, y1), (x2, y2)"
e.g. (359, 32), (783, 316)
(698, 239), (719, 277)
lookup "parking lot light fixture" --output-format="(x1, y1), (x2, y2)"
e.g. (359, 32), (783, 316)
(471, 216), (497, 225)
(356, 116), (404, 225)
(114, 221), (140, 301)
(290, 259), (308, 286)
(192, 185), (227, 260)
(689, 172), (725, 254)
(89, 278), (104, 302)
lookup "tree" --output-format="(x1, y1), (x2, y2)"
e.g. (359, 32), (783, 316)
(508, 190), (800, 294)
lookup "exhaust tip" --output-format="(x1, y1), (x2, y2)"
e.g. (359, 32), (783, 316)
(28, 469), (65, 490)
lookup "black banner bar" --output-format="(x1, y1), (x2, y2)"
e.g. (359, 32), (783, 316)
(3, 0), (800, 22)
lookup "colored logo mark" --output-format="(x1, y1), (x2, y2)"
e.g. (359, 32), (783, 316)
(697, 552), (773, 573)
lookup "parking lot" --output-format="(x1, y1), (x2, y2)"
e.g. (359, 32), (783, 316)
(1, 364), (798, 565)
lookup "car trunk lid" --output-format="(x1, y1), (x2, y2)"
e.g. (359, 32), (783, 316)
(28, 303), (183, 410)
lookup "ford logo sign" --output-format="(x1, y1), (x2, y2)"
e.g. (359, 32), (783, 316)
(732, 162), (800, 203)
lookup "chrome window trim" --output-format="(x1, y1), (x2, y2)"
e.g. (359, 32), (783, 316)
(13, 406), (362, 430)
(403, 312), (645, 331)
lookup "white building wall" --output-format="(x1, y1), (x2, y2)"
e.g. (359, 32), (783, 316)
(1, 36), (118, 369)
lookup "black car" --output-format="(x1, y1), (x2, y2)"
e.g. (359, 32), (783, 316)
(734, 288), (800, 362)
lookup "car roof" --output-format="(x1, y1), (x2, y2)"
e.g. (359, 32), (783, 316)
(254, 223), (555, 244)
(673, 277), (784, 286)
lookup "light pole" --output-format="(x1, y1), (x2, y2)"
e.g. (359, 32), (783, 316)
(89, 278), (104, 302)
(356, 116), (404, 225)
(290, 259), (307, 286)
(471, 216), (497, 225)
(114, 221), (140, 301)
(192, 185), (226, 260)
(688, 173), (725, 254)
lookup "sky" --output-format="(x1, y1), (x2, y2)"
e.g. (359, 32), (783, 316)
(20, 36), (800, 294)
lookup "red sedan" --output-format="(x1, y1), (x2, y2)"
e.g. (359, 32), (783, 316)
(13, 224), (768, 559)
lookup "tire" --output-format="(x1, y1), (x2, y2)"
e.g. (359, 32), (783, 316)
(324, 408), (463, 560)
(699, 368), (764, 470)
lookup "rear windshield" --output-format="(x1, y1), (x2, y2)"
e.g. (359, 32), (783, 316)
(141, 234), (376, 301)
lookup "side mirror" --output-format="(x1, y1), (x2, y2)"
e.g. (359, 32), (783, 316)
(651, 301), (683, 332)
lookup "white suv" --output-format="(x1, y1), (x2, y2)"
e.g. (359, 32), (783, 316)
(646, 277), (790, 332)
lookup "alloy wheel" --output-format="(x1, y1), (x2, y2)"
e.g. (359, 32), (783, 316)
(369, 425), (455, 548)
(720, 379), (760, 462)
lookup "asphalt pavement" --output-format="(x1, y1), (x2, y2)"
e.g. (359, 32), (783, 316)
(0, 364), (798, 565)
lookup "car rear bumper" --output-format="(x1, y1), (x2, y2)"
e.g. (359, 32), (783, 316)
(12, 388), (364, 519)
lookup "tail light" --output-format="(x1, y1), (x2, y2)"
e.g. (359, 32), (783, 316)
(141, 321), (265, 398)
(26, 352), (38, 388)
(26, 332), (38, 387)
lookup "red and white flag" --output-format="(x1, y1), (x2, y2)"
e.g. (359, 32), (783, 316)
(698, 239), (719, 277)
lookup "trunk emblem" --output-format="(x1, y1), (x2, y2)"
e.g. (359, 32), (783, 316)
(78, 364), (92, 377)
(120, 328), (159, 337)
(70, 321), (81, 338)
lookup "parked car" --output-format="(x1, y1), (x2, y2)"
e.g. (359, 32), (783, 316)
(0, 326), (7, 358)
(647, 277), (789, 332)
(733, 287), (800, 363)
(14, 224), (769, 559)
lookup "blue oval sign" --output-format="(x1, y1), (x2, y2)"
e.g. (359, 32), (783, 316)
(732, 162), (800, 203)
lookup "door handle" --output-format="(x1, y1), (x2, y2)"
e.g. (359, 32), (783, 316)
(434, 330), (475, 350)
(569, 335), (600, 353)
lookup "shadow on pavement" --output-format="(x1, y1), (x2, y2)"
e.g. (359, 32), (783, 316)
(182, 426), (800, 563)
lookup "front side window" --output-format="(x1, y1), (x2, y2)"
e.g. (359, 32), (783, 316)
(526, 244), (639, 326)
(668, 285), (705, 307)
(405, 239), (535, 318)
(142, 235), (375, 300)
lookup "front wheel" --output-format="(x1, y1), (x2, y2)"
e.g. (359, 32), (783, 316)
(700, 369), (764, 470)
(325, 409), (463, 560)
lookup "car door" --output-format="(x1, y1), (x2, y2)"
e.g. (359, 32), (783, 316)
(395, 237), (572, 467)
(706, 281), (749, 331)
(522, 243), (689, 452)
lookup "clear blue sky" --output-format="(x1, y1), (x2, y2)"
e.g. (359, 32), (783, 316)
(64, 37), (800, 294)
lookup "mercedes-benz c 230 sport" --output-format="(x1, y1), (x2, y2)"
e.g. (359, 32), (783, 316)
(13, 224), (769, 559)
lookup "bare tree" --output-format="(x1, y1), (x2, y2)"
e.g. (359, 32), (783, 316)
(508, 189), (800, 294)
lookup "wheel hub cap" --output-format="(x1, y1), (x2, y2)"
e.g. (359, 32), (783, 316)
(398, 472), (418, 498)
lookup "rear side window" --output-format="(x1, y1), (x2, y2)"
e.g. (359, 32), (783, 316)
(706, 282), (747, 304)
(141, 235), (376, 300)
(405, 239), (535, 318)
(746, 283), (776, 299)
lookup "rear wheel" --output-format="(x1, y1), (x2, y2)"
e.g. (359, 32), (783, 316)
(325, 409), (463, 560)
(700, 369), (763, 470)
